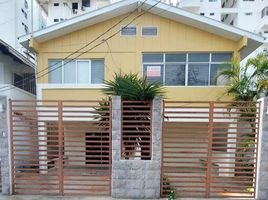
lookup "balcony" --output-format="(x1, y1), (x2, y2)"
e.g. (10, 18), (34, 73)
(179, 0), (201, 9)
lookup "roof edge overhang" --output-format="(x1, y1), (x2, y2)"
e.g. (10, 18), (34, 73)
(0, 39), (35, 69)
(19, 0), (265, 59)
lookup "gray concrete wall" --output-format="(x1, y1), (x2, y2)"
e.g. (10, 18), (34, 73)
(256, 97), (268, 200)
(111, 96), (162, 199)
(0, 97), (11, 194)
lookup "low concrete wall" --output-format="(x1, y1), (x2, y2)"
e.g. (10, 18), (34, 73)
(0, 96), (10, 194)
(111, 96), (162, 198)
(256, 97), (268, 200)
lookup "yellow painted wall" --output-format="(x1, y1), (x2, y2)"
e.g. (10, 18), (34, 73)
(37, 12), (239, 101)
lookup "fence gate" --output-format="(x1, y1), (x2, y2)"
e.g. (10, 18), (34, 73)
(161, 101), (260, 198)
(10, 100), (111, 195)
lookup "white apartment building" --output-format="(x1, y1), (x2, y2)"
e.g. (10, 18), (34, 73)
(0, 0), (47, 59)
(37, 0), (111, 26)
(176, 0), (268, 57)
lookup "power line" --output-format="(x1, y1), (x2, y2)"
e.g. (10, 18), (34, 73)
(0, 0), (151, 93)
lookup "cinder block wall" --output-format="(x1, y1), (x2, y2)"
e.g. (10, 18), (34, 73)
(111, 96), (162, 198)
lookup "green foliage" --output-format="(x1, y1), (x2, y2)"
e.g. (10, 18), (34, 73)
(218, 53), (268, 101)
(102, 72), (165, 100)
(168, 191), (176, 200)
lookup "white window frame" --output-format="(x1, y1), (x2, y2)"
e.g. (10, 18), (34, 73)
(141, 26), (158, 37)
(142, 52), (232, 87)
(49, 59), (103, 85)
(120, 25), (137, 36)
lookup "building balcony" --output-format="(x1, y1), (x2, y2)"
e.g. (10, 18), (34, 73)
(258, 16), (268, 32)
(179, 0), (201, 9)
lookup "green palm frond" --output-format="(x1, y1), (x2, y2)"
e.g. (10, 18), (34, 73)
(102, 72), (165, 101)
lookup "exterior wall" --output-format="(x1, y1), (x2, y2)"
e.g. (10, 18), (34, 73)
(111, 96), (162, 198)
(47, 0), (110, 26)
(37, 12), (239, 101)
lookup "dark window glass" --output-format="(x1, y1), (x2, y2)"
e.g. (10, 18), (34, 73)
(165, 64), (185, 85)
(54, 3), (59, 6)
(143, 54), (163, 63)
(142, 27), (157, 36)
(188, 64), (209, 86)
(121, 26), (136, 36)
(188, 53), (209, 62)
(82, 0), (90, 7)
(212, 53), (232, 62)
(54, 19), (59, 22)
(165, 54), (186, 62)
(91, 59), (104, 84)
(72, 3), (78, 9)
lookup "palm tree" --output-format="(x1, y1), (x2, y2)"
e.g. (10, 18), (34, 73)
(102, 72), (164, 100)
(218, 53), (268, 101)
(218, 53), (268, 177)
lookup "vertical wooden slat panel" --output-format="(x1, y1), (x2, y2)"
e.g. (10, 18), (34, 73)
(205, 102), (214, 198)
(57, 101), (64, 195)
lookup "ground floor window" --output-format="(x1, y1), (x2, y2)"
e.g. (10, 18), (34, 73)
(142, 52), (232, 86)
(48, 59), (104, 84)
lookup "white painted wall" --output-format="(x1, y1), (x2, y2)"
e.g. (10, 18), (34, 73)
(46, 0), (110, 26)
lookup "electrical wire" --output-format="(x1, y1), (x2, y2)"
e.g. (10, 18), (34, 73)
(0, 0), (151, 93)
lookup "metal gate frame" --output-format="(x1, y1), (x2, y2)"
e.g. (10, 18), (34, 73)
(161, 101), (261, 198)
(9, 100), (112, 195)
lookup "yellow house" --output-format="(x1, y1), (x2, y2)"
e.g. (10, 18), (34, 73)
(19, 0), (265, 101)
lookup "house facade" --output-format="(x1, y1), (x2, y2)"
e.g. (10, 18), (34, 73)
(10, 1), (268, 198)
(19, 0), (264, 101)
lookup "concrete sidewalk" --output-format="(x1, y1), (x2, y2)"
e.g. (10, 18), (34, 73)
(0, 195), (252, 200)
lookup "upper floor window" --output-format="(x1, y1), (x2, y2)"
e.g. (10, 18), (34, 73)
(24, 0), (28, 9)
(48, 59), (104, 84)
(82, 0), (90, 7)
(142, 52), (232, 86)
(121, 25), (137, 36)
(142, 26), (157, 36)
(262, 7), (268, 18)
(54, 3), (59, 6)
(200, 13), (205, 16)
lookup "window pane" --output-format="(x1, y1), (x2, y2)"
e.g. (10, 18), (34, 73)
(91, 59), (104, 84)
(143, 54), (163, 63)
(188, 64), (209, 86)
(188, 53), (209, 62)
(165, 64), (185, 85)
(143, 64), (163, 84)
(142, 27), (157, 36)
(210, 64), (230, 85)
(64, 60), (76, 83)
(121, 26), (136, 36)
(212, 53), (232, 62)
(77, 61), (89, 83)
(48, 60), (62, 83)
(165, 54), (186, 62)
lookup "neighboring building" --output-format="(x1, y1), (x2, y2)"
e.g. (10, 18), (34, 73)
(19, 0), (264, 101)
(0, 0), (47, 60)
(175, 0), (268, 58)
(0, 39), (36, 100)
(0, 39), (36, 194)
(37, 0), (111, 26)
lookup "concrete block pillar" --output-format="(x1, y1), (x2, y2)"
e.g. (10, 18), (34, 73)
(0, 96), (11, 194)
(111, 96), (162, 198)
(256, 97), (268, 199)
